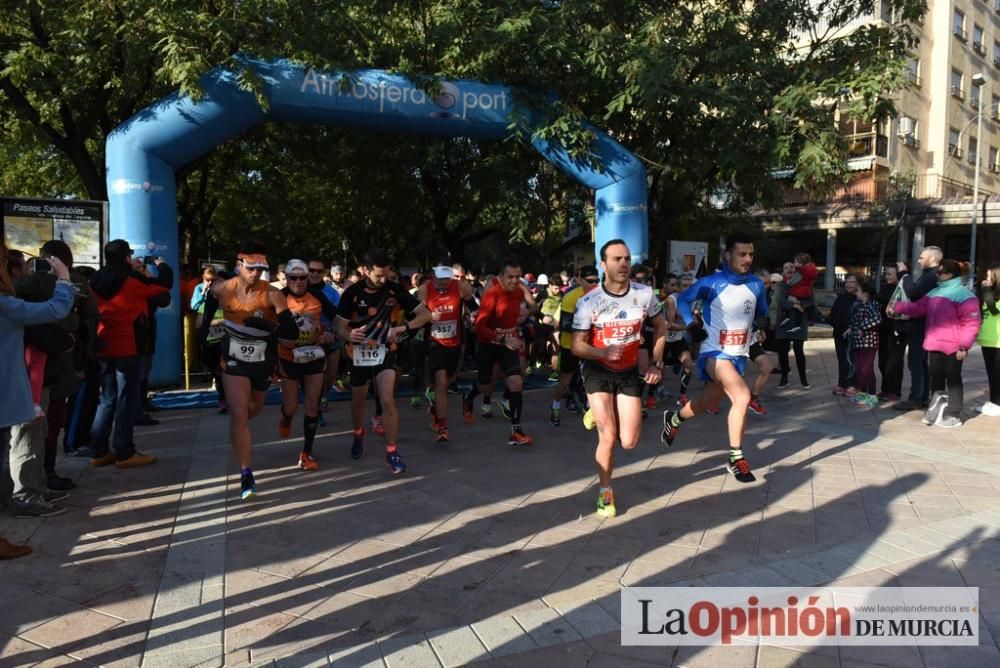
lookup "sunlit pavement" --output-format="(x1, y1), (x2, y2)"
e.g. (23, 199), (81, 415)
(3, 339), (1000, 667)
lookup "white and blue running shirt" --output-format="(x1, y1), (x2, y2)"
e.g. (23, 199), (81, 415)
(674, 265), (768, 359)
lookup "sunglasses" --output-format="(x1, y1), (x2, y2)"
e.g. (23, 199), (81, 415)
(288, 275), (308, 282)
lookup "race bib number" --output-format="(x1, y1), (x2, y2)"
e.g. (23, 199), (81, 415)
(599, 320), (640, 344)
(208, 325), (225, 341)
(431, 320), (458, 340)
(719, 329), (749, 346)
(666, 329), (684, 343)
(228, 337), (267, 363)
(353, 344), (387, 367)
(292, 345), (325, 363)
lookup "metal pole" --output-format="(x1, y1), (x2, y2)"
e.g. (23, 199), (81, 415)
(971, 89), (984, 288)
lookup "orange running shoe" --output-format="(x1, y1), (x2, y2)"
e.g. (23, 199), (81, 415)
(507, 430), (533, 447)
(298, 451), (319, 471)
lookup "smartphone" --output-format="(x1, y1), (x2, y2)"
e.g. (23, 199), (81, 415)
(31, 258), (53, 273)
(144, 256), (157, 265)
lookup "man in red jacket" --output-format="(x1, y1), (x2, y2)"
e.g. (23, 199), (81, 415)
(88, 239), (172, 468)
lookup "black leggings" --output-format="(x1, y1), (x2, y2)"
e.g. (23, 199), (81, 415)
(982, 346), (1000, 404)
(775, 339), (807, 384)
(928, 351), (964, 418)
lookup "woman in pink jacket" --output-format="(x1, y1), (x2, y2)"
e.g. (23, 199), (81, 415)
(889, 260), (981, 428)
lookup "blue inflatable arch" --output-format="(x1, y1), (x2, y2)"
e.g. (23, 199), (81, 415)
(106, 55), (648, 385)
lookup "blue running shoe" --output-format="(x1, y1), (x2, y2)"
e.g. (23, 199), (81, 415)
(498, 395), (511, 420)
(351, 429), (365, 460)
(240, 472), (257, 501)
(386, 450), (407, 475)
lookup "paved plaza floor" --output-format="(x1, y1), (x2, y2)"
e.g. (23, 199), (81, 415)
(3, 339), (1000, 667)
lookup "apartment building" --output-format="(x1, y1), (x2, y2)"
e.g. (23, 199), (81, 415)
(752, 0), (1000, 285)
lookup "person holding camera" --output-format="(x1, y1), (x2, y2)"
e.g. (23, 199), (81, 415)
(87, 240), (172, 469)
(1, 240), (76, 525)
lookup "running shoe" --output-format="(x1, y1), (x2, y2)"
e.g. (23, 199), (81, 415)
(463, 396), (475, 423)
(801, 382), (812, 389)
(549, 407), (560, 427)
(777, 378), (790, 389)
(582, 408), (596, 431)
(334, 378), (348, 393)
(845, 387), (858, 397)
(320, 397), (329, 412)
(728, 458), (756, 483)
(748, 398), (767, 415)
(371, 415), (386, 436)
(318, 413), (326, 427)
(240, 472), (257, 500)
(645, 396), (656, 410)
(660, 410), (680, 447)
(217, 400), (229, 415)
(298, 451), (319, 471)
(278, 413), (292, 439)
(480, 404), (494, 420)
(410, 396), (421, 409)
(705, 406), (720, 415)
(922, 392), (948, 426)
(436, 425), (449, 442)
(596, 489), (616, 518)
(832, 386), (846, 396)
(424, 388), (436, 404)
(547, 371), (559, 382)
(934, 415), (962, 428)
(385, 450), (407, 475)
(565, 396), (580, 413)
(351, 430), (365, 460)
(447, 381), (461, 394)
(508, 430), (533, 447)
(677, 394), (689, 407)
(498, 395), (511, 420)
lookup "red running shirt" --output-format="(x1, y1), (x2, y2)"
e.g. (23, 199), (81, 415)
(426, 281), (462, 347)
(571, 281), (661, 371)
(475, 281), (524, 344)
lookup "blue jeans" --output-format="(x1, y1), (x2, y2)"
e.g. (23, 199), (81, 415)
(89, 356), (142, 460)
(906, 329), (929, 404)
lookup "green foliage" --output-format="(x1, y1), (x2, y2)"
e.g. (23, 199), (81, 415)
(1, 0), (927, 271)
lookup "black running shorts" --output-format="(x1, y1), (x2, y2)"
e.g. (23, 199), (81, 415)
(663, 339), (690, 366)
(279, 357), (327, 380)
(428, 341), (462, 375)
(476, 342), (521, 386)
(581, 361), (643, 397)
(559, 347), (581, 375)
(349, 351), (398, 387)
(221, 333), (277, 392)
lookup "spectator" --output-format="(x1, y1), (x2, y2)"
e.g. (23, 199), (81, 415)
(877, 266), (905, 401)
(782, 252), (817, 333)
(976, 262), (1000, 416)
(133, 257), (171, 425)
(190, 265), (216, 312)
(892, 246), (942, 411)
(329, 265), (346, 293)
(773, 262), (810, 388)
(890, 259), (981, 428)
(536, 274), (563, 377)
(269, 263), (286, 290)
(1, 240), (75, 523)
(88, 240), (172, 468)
(848, 281), (882, 397)
(829, 273), (859, 394)
(63, 265), (100, 457)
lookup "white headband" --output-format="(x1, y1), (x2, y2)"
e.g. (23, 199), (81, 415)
(434, 266), (453, 279)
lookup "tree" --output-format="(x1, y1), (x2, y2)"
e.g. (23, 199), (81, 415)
(868, 169), (917, 290)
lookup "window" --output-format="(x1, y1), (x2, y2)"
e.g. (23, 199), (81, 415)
(950, 127), (963, 157)
(990, 147), (999, 172)
(969, 136), (978, 164)
(906, 57), (920, 85)
(994, 94), (1000, 119)
(952, 69), (965, 99)
(974, 25), (985, 53)
(995, 41), (1000, 67)
(954, 9), (967, 40)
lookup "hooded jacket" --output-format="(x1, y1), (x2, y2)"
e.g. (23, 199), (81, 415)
(892, 277), (981, 355)
(90, 263), (173, 358)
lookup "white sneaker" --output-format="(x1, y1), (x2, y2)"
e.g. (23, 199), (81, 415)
(977, 401), (1000, 416)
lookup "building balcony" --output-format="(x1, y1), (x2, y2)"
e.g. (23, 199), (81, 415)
(846, 132), (889, 159)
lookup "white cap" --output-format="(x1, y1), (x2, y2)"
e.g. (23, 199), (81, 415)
(434, 266), (454, 279)
(285, 259), (308, 276)
(536, 273), (549, 285)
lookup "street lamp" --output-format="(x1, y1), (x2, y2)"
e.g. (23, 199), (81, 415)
(970, 72), (986, 289)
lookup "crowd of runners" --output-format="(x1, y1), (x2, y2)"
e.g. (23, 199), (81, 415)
(183, 233), (777, 516)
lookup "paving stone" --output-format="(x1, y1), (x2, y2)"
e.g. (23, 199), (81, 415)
(470, 614), (538, 657)
(554, 600), (621, 638)
(426, 625), (490, 667)
(512, 607), (584, 648)
(378, 633), (441, 667)
(328, 641), (385, 667)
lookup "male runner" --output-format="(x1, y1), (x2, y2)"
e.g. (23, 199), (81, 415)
(660, 233), (767, 483)
(418, 262), (478, 441)
(550, 266), (599, 426)
(462, 259), (538, 446)
(572, 240), (665, 517)
(661, 273), (693, 404)
(335, 249), (431, 474)
(307, 257), (343, 418)
(278, 259), (339, 470)
(208, 241), (298, 499)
